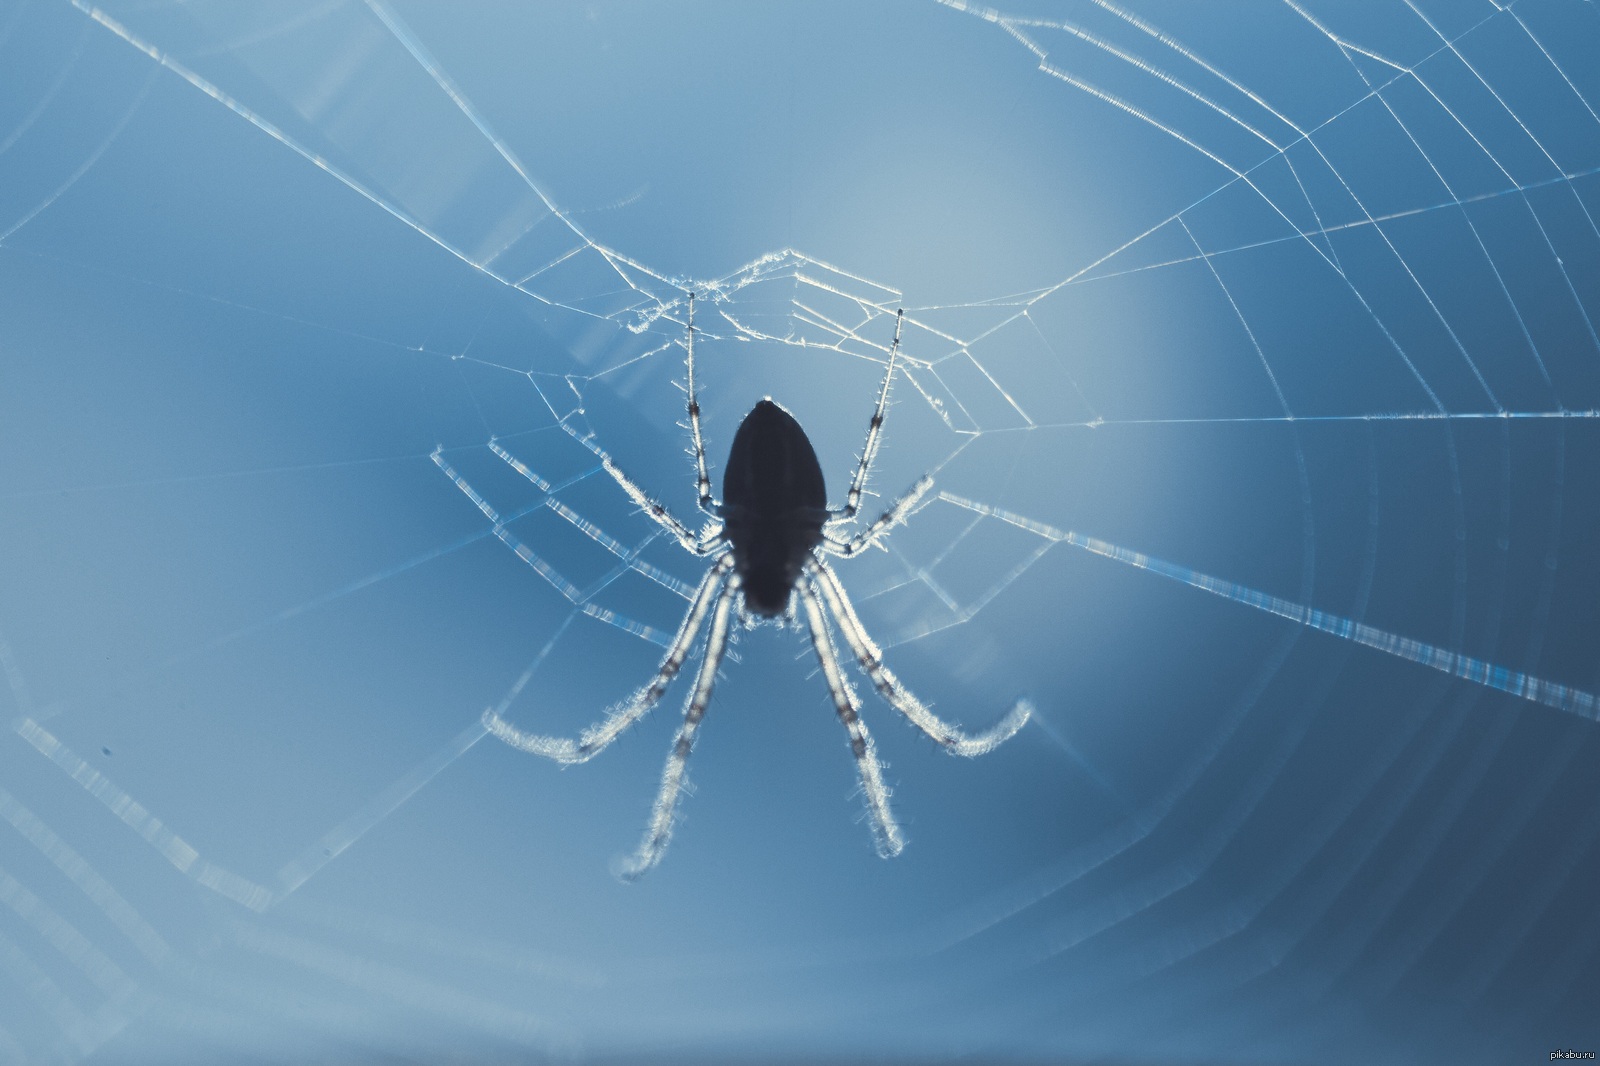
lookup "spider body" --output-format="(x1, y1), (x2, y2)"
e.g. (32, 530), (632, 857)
(721, 399), (828, 617)
(472, 298), (1031, 878)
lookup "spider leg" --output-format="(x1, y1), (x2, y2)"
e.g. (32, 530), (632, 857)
(809, 560), (1031, 756)
(483, 554), (735, 763)
(799, 580), (904, 858)
(616, 573), (739, 880)
(822, 474), (934, 559)
(601, 454), (725, 557)
(829, 308), (903, 525)
(684, 291), (723, 519)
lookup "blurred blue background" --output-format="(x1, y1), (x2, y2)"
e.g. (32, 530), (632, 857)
(2, 0), (1599, 1062)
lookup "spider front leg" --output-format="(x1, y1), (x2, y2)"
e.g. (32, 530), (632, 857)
(615, 572), (739, 880)
(823, 474), (934, 559)
(596, 291), (732, 552)
(483, 554), (735, 762)
(830, 309), (903, 525)
(602, 455), (724, 556)
(809, 560), (1031, 755)
(684, 291), (722, 519)
(799, 580), (904, 858)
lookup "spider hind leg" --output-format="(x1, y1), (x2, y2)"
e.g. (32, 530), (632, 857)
(800, 580), (904, 857)
(811, 560), (1031, 756)
(482, 555), (734, 764)
(615, 573), (739, 880)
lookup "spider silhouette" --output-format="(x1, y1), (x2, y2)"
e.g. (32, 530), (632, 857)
(483, 297), (1031, 878)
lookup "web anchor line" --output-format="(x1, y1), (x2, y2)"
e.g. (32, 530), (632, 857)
(934, 492), (1600, 722)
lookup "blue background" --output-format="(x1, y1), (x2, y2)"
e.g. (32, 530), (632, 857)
(1, 0), (1599, 1063)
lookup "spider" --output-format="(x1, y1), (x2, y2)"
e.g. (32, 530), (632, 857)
(482, 296), (1031, 878)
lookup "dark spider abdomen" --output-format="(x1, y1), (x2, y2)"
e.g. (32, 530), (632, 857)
(722, 399), (827, 616)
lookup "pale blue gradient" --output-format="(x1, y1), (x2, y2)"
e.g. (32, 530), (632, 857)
(2, 1), (1599, 1064)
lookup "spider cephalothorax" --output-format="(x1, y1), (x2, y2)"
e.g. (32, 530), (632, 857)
(477, 297), (1031, 878)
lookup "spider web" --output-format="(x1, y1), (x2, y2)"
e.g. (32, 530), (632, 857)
(0, 0), (1598, 1063)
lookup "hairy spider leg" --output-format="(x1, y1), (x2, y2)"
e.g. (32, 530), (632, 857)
(809, 560), (1031, 756)
(591, 291), (729, 557)
(601, 454), (725, 556)
(799, 582), (904, 857)
(684, 291), (721, 518)
(823, 474), (935, 558)
(617, 573), (740, 880)
(831, 309), (904, 524)
(487, 439), (701, 600)
(482, 554), (735, 764)
(434, 446), (691, 644)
